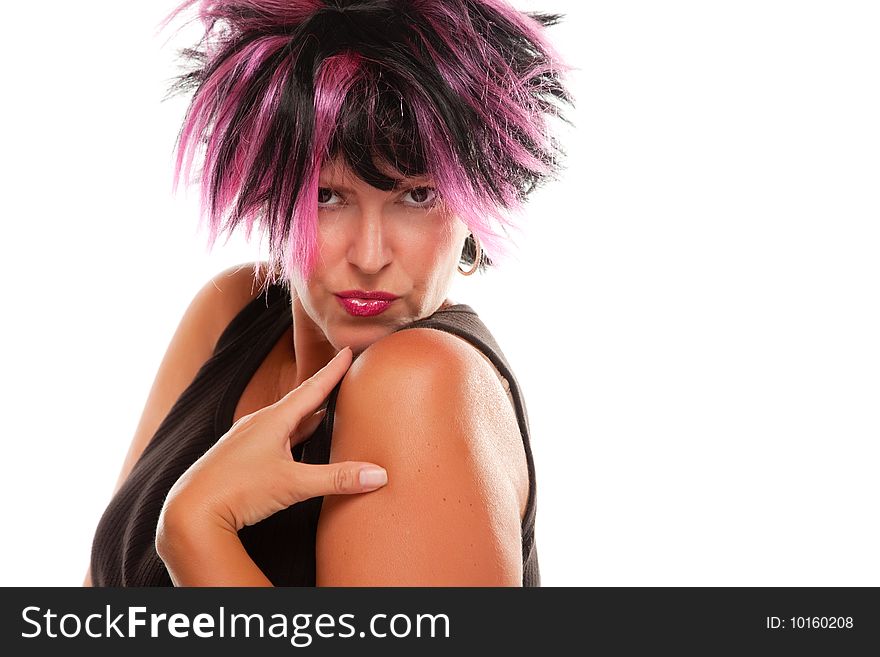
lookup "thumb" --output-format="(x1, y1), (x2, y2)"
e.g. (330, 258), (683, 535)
(293, 461), (389, 497)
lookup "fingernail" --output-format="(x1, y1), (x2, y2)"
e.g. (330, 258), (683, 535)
(359, 467), (388, 489)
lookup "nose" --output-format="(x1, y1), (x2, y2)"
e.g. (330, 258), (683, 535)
(346, 206), (392, 275)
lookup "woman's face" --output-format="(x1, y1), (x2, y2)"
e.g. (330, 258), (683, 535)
(291, 157), (471, 355)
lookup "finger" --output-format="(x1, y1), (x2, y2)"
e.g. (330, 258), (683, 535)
(291, 461), (388, 497)
(289, 408), (327, 446)
(270, 347), (353, 435)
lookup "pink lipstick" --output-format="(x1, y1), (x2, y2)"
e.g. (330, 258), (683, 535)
(335, 290), (399, 317)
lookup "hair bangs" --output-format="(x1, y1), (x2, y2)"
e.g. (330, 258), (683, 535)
(328, 65), (429, 191)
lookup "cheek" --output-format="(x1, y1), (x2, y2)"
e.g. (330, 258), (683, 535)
(404, 231), (458, 284)
(405, 216), (465, 260)
(316, 219), (348, 260)
(406, 232), (466, 307)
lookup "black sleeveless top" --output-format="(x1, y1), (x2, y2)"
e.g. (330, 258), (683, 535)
(89, 283), (540, 586)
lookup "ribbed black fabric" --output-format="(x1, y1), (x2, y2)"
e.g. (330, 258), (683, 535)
(90, 283), (540, 586)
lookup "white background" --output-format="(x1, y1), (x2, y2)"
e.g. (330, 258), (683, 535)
(1, 1), (878, 586)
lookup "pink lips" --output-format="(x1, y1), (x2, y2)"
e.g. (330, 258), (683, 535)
(335, 290), (399, 317)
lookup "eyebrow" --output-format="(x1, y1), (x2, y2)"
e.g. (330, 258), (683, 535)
(317, 179), (434, 194)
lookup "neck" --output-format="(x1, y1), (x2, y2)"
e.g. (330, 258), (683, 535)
(289, 294), (338, 389)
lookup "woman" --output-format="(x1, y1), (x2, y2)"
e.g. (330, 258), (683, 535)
(86, 0), (574, 586)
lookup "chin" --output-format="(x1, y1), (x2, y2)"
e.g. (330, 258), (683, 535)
(328, 324), (396, 357)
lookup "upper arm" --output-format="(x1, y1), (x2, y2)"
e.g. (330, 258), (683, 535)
(315, 328), (526, 586)
(106, 261), (271, 497)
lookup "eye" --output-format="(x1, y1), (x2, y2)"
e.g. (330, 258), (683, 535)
(317, 187), (342, 206)
(316, 185), (440, 209)
(402, 186), (439, 208)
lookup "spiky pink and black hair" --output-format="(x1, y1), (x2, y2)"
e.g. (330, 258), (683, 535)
(158, 0), (575, 286)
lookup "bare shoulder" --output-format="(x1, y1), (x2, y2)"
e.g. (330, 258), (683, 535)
(341, 327), (526, 490)
(315, 327), (528, 585)
(355, 327), (507, 403)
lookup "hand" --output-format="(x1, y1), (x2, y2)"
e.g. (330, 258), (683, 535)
(158, 347), (387, 536)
